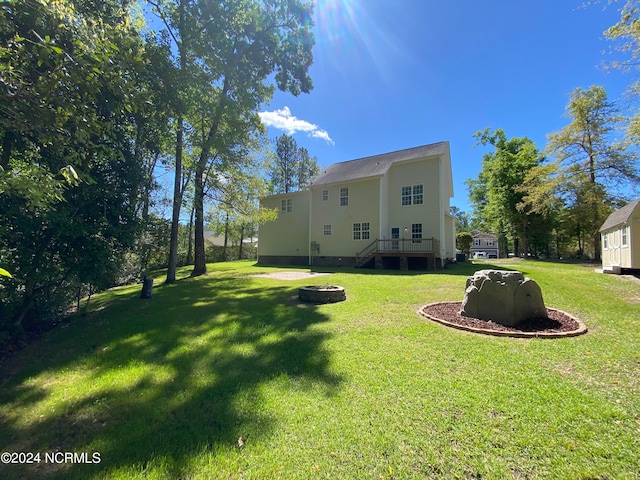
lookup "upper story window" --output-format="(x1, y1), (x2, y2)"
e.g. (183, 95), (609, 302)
(281, 199), (292, 213)
(486, 240), (495, 247)
(622, 226), (628, 247)
(401, 186), (412, 206)
(603, 232), (609, 249)
(473, 239), (481, 246)
(322, 190), (328, 201)
(340, 187), (349, 206)
(323, 224), (332, 236)
(401, 184), (423, 206)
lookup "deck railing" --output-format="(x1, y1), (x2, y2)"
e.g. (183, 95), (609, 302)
(355, 238), (440, 267)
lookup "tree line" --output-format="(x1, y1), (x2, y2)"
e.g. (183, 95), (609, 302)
(456, 4), (640, 260)
(0, 0), (316, 340)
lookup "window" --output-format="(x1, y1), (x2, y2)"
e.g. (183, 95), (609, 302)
(412, 184), (423, 205)
(322, 190), (328, 201)
(622, 226), (628, 247)
(281, 199), (292, 213)
(323, 224), (332, 236)
(401, 186), (412, 206)
(603, 233), (608, 249)
(486, 240), (494, 247)
(412, 223), (422, 243)
(401, 184), (423, 205)
(340, 187), (348, 206)
(362, 222), (370, 240)
(473, 239), (481, 246)
(353, 222), (370, 240)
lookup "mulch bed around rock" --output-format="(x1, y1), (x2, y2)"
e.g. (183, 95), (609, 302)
(418, 301), (588, 338)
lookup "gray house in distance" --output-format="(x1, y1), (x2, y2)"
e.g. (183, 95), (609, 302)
(470, 230), (499, 258)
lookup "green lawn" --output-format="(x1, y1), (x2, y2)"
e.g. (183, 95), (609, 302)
(0, 260), (638, 479)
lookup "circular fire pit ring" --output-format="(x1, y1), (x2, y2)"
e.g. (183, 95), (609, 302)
(298, 285), (346, 304)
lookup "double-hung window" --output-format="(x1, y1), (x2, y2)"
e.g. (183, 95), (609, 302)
(622, 226), (628, 247)
(281, 199), (292, 213)
(340, 187), (348, 206)
(322, 190), (329, 201)
(412, 223), (422, 243)
(401, 186), (412, 206)
(401, 184), (423, 205)
(353, 222), (370, 240)
(323, 224), (332, 236)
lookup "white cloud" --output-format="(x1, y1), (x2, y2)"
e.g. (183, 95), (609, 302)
(258, 106), (334, 145)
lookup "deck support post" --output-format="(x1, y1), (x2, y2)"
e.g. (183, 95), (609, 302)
(400, 256), (408, 271)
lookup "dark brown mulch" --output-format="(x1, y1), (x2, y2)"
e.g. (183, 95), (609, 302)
(419, 301), (586, 337)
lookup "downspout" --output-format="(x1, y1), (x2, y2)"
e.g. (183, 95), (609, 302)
(438, 155), (446, 267)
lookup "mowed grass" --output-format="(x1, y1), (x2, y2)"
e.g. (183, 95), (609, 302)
(0, 259), (638, 479)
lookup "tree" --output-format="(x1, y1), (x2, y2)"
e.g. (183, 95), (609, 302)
(297, 146), (320, 190)
(450, 206), (471, 231)
(456, 232), (473, 257)
(605, 0), (640, 146)
(0, 0), (148, 328)
(206, 150), (276, 261)
(545, 85), (637, 261)
(148, 0), (315, 280)
(270, 134), (319, 193)
(467, 128), (546, 256)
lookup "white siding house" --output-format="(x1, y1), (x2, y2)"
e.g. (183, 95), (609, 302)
(599, 199), (640, 273)
(258, 142), (455, 269)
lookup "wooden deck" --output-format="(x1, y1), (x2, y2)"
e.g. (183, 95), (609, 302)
(356, 238), (440, 269)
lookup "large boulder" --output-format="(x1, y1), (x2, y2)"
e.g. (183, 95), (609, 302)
(461, 270), (547, 326)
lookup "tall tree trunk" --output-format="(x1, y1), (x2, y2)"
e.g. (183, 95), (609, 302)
(238, 223), (245, 260)
(223, 211), (229, 261)
(190, 78), (229, 277)
(13, 275), (36, 327)
(186, 202), (195, 265)
(166, 0), (188, 283)
(191, 160), (207, 276)
(166, 117), (184, 283)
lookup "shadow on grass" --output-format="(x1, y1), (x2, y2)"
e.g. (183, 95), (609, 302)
(0, 271), (342, 479)
(255, 261), (513, 277)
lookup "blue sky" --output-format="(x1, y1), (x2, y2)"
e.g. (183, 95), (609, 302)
(258, 0), (633, 212)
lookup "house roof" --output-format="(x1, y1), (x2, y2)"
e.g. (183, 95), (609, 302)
(470, 230), (498, 239)
(310, 141), (449, 187)
(599, 199), (640, 232)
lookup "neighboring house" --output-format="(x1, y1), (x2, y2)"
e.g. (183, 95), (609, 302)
(470, 230), (499, 259)
(599, 198), (640, 273)
(258, 141), (455, 270)
(204, 231), (257, 247)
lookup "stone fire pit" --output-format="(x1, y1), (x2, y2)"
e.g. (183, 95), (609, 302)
(298, 285), (346, 303)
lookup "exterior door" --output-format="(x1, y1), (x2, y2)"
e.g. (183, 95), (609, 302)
(391, 227), (400, 250)
(612, 230), (621, 266)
